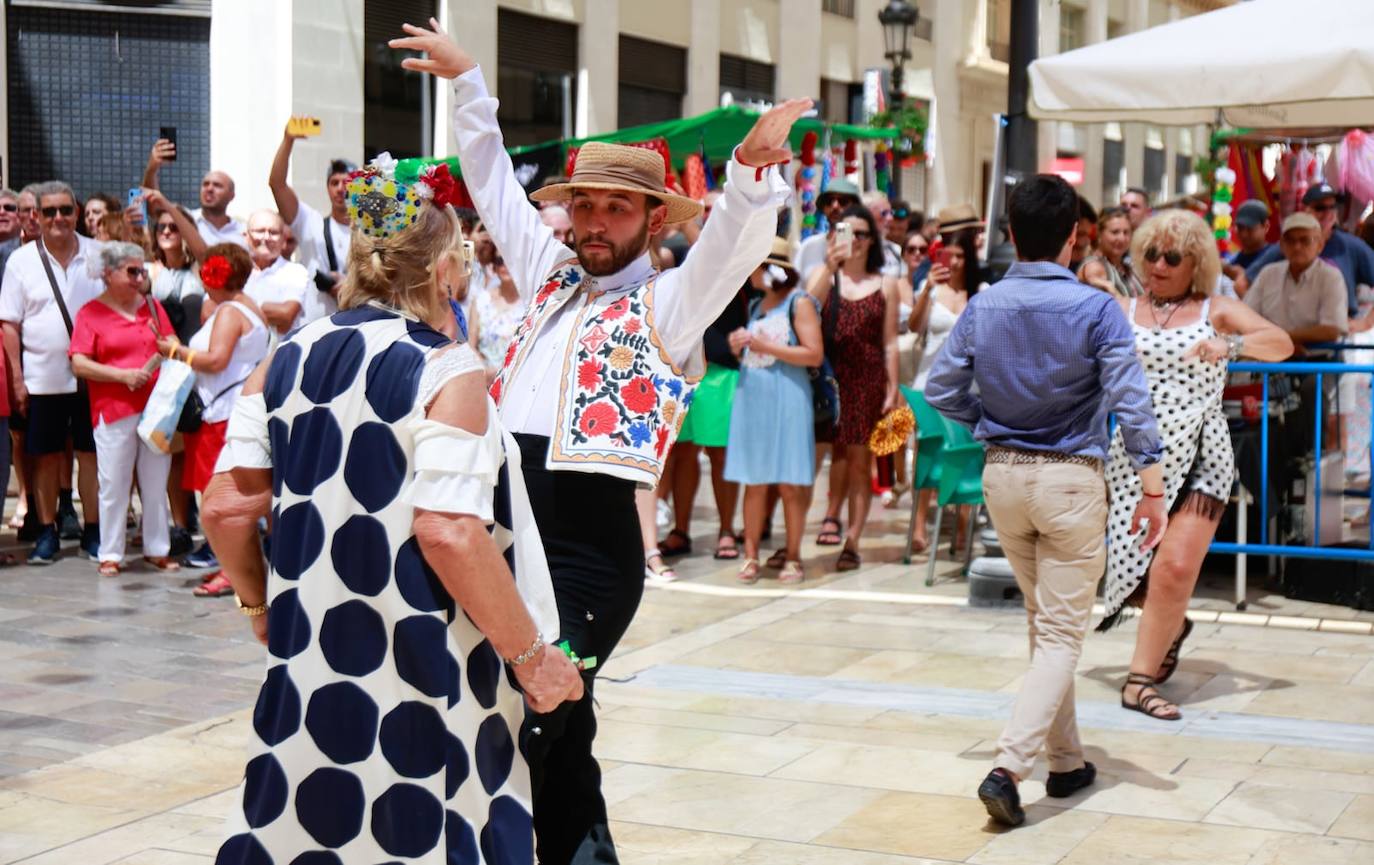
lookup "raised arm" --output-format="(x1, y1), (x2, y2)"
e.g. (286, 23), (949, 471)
(392, 20), (571, 303)
(142, 138), (176, 191)
(142, 188), (209, 263)
(268, 123), (304, 226)
(653, 101), (809, 362)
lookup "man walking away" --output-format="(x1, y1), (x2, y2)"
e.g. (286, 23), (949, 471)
(925, 174), (1168, 827)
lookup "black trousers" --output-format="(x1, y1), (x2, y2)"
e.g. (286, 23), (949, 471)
(515, 434), (644, 865)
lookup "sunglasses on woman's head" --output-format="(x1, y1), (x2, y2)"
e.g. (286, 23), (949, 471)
(40, 205), (76, 218)
(1143, 247), (1185, 267)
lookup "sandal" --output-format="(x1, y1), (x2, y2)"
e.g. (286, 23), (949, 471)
(659, 529), (692, 558)
(816, 517), (843, 546)
(836, 545), (862, 571)
(194, 572), (235, 597)
(143, 556), (181, 573)
(1155, 617), (1194, 684)
(736, 558), (761, 584)
(1121, 672), (1181, 721)
(97, 561), (121, 578)
(779, 560), (804, 584)
(644, 549), (678, 583)
(714, 531), (741, 560)
(765, 549), (787, 569)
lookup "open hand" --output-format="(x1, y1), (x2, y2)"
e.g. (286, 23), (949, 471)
(390, 18), (475, 80)
(738, 98), (814, 168)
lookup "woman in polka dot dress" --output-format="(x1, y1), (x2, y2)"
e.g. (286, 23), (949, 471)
(204, 174), (583, 864)
(1101, 210), (1291, 722)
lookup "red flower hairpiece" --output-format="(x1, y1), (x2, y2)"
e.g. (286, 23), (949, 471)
(201, 254), (232, 291)
(419, 163), (460, 209)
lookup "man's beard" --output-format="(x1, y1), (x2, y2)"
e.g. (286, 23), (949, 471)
(575, 221), (649, 277)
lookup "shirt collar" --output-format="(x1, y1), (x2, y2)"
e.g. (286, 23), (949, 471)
(586, 253), (656, 293)
(1004, 260), (1077, 281)
(1287, 259), (1322, 283)
(253, 256), (286, 277)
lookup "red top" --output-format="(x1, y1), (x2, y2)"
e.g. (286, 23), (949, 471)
(69, 297), (174, 427)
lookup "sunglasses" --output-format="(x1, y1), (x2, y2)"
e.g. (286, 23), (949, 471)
(906, 244), (927, 254)
(122, 266), (148, 280)
(156, 223), (179, 234)
(0, 204), (16, 214)
(40, 205), (76, 218)
(1143, 247), (1186, 267)
(851, 230), (872, 239)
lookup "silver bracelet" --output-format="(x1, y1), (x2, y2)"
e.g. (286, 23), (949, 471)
(1226, 333), (1244, 360)
(507, 634), (545, 667)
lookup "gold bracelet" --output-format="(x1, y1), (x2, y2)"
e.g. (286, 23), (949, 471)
(235, 594), (267, 617)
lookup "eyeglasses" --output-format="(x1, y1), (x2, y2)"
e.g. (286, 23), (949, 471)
(156, 223), (179, 234)
(1143, 247), (1186, 267)
(0, 204), (16, 214)
(40, 205), (76, 218)
(122, 266), (148, 280)
(248, 228), (282, 238)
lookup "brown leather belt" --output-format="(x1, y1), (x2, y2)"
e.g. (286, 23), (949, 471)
(985, 447), (1102, 470)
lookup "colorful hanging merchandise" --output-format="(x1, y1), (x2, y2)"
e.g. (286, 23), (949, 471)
(1279, 145), (1319, 219)
(797, 131), (820, 239)
(682, 153), (708, 201)
(874, 141), (892, 199)
(1328, 129), (1374, 214)
(1211, 166), (1237, 256)
(844, 139), (860, 183)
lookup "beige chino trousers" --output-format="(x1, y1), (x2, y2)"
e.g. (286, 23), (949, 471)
(981, 458), (1108, 779)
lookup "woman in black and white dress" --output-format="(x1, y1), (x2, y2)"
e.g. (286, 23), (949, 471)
(1101, 210), (1290, 722)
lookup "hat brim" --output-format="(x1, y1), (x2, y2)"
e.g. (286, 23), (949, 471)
(531, 181), (703, 224)
(762, 255), (798, 273)
(940, 218), (984, 233)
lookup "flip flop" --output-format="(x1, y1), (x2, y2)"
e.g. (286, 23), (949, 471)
(194, 573), (235, 597)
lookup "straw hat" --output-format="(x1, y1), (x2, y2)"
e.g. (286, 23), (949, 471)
(937, 203), (983, 233)
(531, 142), (703, 223)
(762, 236), (797, 272)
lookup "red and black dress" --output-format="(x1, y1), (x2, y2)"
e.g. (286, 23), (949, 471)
(826, 287), (888, 448)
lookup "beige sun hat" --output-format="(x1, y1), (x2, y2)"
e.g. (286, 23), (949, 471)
(762, 236), (797, 272)
(530, 142), (703, 223)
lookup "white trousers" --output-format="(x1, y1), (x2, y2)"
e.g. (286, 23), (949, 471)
(94, 413), (171, 563)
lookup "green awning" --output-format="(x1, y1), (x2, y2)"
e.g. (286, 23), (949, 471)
(397, 105), (897, 182)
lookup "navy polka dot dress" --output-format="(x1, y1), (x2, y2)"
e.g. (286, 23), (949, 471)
(1102, 297), (1234, 623)
(216, 304), (558, 865)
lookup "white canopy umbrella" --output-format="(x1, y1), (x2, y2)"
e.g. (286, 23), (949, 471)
(1028, 0), (1374, 128)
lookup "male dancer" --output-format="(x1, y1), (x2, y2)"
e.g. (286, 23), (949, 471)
(925, 174), (1167, 827)
(393, 19), (809, 864)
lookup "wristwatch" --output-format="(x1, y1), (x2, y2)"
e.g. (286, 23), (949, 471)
(1226, 333), (1244, 360)
(235, 594), (268, 617)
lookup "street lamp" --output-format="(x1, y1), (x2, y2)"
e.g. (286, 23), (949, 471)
(878, 0), (920, 108)
(873, 0), (917, 197)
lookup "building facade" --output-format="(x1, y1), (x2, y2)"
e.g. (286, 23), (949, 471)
(1, 0), (1230, 221)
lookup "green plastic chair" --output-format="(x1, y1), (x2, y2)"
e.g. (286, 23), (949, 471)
(925, 411), (986, 586)
(902, 387), (945, 564)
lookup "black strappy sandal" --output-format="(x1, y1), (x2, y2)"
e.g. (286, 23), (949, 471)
(659, 529), (692, 558)
(1155, 617), (1194, 685)
(1121, 672), (1181, 721)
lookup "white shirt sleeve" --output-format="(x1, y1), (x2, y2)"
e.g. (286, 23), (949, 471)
(654, 149), (791, 365)
(214, 391), (271, 473)
(451, 68), (575, 304)
(0, 256), (24, 325)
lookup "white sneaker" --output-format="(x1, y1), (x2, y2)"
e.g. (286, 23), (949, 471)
(655, 498), (672, 529)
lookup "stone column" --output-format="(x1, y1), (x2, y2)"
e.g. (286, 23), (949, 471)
(1080, 0), (1107, 208)
(577, 0), (619, 137)
(1036, 0), (1060, 173)
(928, 0), (966, 210)
(683, 0), (722, 116)
(777, 0), (821, 104)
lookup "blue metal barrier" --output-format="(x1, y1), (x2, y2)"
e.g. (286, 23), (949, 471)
(1212, 361), (1374, 599)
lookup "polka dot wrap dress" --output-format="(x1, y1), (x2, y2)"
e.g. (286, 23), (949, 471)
(215, 304), (559, 865)
(1102, 297), (1234, 625)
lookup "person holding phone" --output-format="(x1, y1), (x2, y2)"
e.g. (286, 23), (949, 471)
(268, 116), (356, 326)
(143, 139), (248, 251)
(907, 224), (986, 552)
(806, 205), (901, 570)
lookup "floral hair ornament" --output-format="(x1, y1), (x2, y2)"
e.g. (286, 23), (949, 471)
(200, 254), (232, 291)
(347, 152), (463, 240)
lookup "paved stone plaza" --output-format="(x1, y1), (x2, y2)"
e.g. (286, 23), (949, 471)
(0, 489), (1372, 864)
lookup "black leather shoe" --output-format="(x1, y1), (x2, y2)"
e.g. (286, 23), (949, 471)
(977, 769), (1025, 827)
(1046, 761), (1097, 798)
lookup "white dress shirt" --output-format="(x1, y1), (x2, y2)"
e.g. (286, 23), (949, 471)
(191, 209), (249, 250)
(451, 66), (790, 438)
(0, 236), (102, 394)
(291, 201), (351, 324)
(244, 256), (309, 334)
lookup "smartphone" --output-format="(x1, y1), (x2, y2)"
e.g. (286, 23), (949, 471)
(159, 126), (177, 161)
(288, 116), (323, 137)
(834, 222), (854, 259)
(127, 187), (147, 228)
(936, 248), (953, 269)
